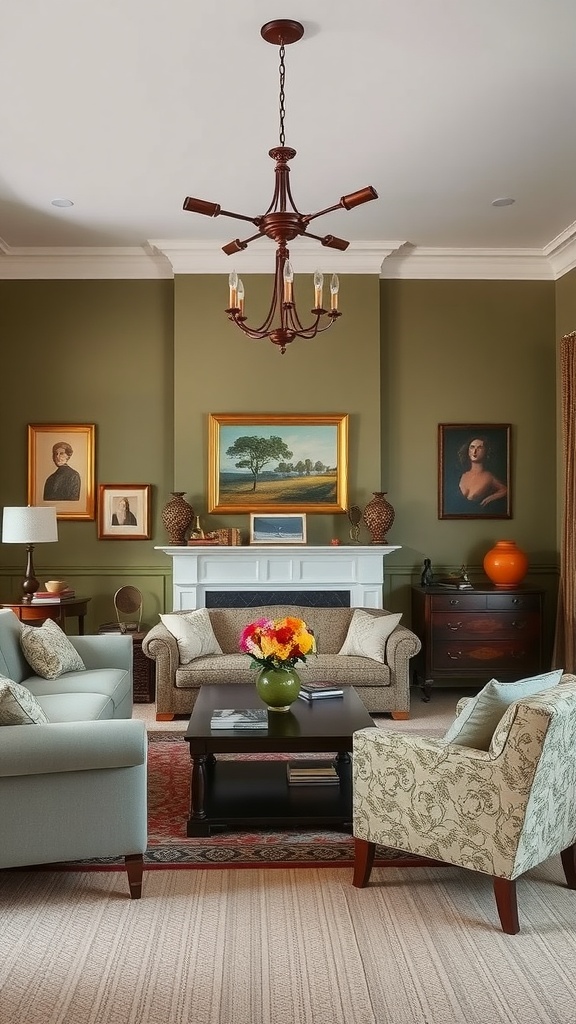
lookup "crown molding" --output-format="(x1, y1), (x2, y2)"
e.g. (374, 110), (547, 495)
(0, 242), (172, 280)
(149, 240), (404, 275)
(0, 235), (574, 281)
(543, 221), (576, 279)
(380, 246), (554, 280)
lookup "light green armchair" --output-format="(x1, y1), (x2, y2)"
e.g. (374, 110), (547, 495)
(352, 680), (576, 933)
(0, 719), (148, 898)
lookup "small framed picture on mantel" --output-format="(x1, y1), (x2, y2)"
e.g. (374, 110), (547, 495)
(249, 513), (307, 545)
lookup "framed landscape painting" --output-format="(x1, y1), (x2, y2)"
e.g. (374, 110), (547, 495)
(27, 423), (95, 521)
(438, 423), (511, 519)
(208, 414), (349, 514)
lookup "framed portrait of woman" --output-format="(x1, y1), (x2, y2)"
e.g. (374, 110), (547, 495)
(438, 423), (511, 519)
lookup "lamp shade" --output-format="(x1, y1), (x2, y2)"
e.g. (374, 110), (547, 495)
(2, 506), (58, 544)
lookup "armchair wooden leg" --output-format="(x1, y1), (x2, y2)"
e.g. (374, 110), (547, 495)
(493, 876), (519, 934)
(353, 838), (376, 887)
(125, 854), (144, 899)
(391, 711), (410, 721)
(561, 843), (576, 888)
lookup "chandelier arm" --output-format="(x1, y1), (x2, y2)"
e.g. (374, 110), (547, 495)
(302, 203), (345, 224)
(222, 231), (265, 255)
(216, 209), (263, 226)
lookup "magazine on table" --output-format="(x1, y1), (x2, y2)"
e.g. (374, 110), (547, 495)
(210, 708), (268, 730)
(298, 682), (344, 700)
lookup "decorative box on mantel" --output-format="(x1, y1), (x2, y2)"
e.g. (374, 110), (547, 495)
(155, 544), (401, 611)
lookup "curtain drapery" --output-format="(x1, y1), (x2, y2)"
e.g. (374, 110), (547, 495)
(553, 332), (576, 671)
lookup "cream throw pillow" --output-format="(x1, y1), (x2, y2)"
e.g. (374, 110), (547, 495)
(443, 668), (564, 750)
(160, 608), (223, 664)
(0, 677), (49, 725)
(338, 610), (402, 663)
(20, 618), (86, 680)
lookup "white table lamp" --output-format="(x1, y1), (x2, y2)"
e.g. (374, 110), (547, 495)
(2, 506), (59, 601)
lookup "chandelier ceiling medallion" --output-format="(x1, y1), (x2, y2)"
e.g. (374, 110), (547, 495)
(183, 20), (378, 354)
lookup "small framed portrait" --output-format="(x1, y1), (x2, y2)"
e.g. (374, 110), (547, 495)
(249, 513), (307, 545)
(208, 413), (348, 514)
(28, 424), (95, 521)
(98, 485), (151, 540)
(438, 424), (512, 519)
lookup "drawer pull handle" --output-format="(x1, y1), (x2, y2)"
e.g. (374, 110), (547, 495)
(446, 651), (462, 660)
(446, 621), (463, 631)
(449, 599), (460, 606)
(512, 620), (527, 630)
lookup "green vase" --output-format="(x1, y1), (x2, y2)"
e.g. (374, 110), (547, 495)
(256, 665), (301, 712)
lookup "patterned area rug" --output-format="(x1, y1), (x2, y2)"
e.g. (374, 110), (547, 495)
(80, 734), (440, 870)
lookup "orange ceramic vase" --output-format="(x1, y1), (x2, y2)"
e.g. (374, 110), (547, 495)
(483, 540), (528, 589)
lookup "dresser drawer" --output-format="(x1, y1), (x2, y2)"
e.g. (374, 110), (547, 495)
(429, 594), (488, 611)
(432, 639), (539, 674)
(486, 593), (541, 612)
(432, 611), (539, 641)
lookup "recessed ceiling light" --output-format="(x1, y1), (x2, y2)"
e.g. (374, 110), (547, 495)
(50, 198), (74, 208)
(491, 197), (515, 207)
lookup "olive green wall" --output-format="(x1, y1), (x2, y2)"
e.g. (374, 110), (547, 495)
(173, 273), (382, 541)
(0, 280), (174, 629)
(0, 271), (566, 654)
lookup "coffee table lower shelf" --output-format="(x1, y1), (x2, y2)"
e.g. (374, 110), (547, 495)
(187, 757), (352, 837)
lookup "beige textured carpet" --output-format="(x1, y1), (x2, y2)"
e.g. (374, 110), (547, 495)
(2, 858), (576, 1024)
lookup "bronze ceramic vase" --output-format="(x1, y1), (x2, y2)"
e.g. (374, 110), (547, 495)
(161, 492), (194, 545)
(363, 492), (395, 544)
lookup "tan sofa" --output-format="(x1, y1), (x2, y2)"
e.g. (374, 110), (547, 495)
(142, 605), (421, 720)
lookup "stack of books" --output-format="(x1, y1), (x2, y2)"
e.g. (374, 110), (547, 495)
(31, 588), (75, 604)
(298, 683), (344, 702)
(210, 708), (268, 730)
(286, 760), (339, 785)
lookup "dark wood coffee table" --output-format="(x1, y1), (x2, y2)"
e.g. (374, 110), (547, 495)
(183, 683), (374, 836)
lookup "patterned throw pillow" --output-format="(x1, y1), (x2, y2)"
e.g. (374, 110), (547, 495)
(20, 618), (86, 680)
(443, 668), (564, 750)
(0, 677), (49, 725)
(338, 609), (402, 663)
(159, 608), (223, 664)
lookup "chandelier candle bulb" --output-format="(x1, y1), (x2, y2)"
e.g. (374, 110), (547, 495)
(237, 278), (245, 315)
(283, 261), (294, 303)
(330, 274), (339, 311)
(229, 271), (238, 309)
(314, 270), (323, 309)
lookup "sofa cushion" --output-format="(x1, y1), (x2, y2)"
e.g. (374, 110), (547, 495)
(32, 691), (116, 722)
(443, 669), (564, 750)
(338, 609), (402, 663)
(160, 608), (223, 664)
(0, 677), (50, 725)
(26, 668), (131, 713)
(20, 619), (86, 680)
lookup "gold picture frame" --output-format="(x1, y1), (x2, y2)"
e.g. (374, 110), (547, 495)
(208, 413), (349, 514)
(98, 484), (152, 540)
(28, 424), (95, 521)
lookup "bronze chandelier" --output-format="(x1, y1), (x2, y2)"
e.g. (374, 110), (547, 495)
(183, 20), (378, 354)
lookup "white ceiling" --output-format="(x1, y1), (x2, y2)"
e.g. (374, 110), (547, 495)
(2, 0), (576, 278)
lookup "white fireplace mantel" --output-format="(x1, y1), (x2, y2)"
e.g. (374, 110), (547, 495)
(156, 544), (401, 610)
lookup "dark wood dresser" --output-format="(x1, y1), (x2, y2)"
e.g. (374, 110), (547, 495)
(411, 585), (544, 699)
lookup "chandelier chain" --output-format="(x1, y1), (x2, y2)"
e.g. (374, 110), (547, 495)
(278, 43), (286, 147)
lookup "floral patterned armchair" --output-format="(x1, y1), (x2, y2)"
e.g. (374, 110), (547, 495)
(352, 679), (576, 933)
